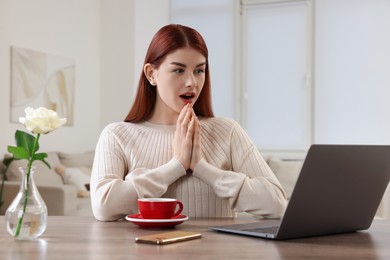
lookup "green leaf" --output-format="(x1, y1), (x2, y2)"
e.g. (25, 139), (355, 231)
(33, 152), (48, 161)
(7, 146), (30, 160)
(15, 130), (39, 156)
(33, 152), (51, 169)
(31, 153), (51, 169)
(42, 158), (51, 169)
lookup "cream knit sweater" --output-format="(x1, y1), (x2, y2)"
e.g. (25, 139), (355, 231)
(90, 117), (287, 221)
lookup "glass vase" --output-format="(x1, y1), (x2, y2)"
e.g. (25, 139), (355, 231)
(5, 166), (48, 240)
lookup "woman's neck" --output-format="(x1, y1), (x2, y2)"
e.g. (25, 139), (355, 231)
(148, 110), (178, 125)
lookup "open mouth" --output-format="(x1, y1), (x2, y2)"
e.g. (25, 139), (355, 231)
(180, 93), (195, 101)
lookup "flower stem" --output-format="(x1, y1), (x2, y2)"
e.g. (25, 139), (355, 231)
(14, 134), (40, 238)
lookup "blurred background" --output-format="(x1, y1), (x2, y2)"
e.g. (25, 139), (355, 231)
(1, 0), (389, 159)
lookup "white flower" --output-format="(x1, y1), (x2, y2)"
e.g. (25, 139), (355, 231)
(19, 107), (67, 134)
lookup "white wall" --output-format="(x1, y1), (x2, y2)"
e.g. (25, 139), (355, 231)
(0, 0), (101, 154)
(99, 0), (169, 127)
(133, 0), (170, 90)
(99, 0), (170, 127)
(100, 0), (135, 128)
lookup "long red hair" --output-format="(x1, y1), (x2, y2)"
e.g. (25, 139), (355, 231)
(125, 24), (214, 122)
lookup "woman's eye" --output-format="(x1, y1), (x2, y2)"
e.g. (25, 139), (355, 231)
(174, 69), (184, 74)
(195, 69), (205, 74)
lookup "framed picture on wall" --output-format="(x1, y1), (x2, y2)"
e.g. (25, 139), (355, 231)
(10, 46), (75, 125)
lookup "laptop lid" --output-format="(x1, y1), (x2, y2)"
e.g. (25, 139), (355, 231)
(210, 144), (390, 240)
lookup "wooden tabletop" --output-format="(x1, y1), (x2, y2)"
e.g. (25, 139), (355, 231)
(0, 216), (389, 259)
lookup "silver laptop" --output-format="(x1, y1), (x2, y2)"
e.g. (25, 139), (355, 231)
(209, 144), (390, 240)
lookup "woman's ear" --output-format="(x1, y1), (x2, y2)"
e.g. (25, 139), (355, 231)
(144, 63), (156, 86)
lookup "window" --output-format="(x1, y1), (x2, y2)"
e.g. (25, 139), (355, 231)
(171, 0), (313, 157)
(170, 0), (390, 158)
(241, 0), (314, 156)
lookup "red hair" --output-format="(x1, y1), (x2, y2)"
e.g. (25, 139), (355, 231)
(125, 24), (214, 122)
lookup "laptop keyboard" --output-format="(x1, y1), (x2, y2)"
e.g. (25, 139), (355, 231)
(244, 226), (279, 234)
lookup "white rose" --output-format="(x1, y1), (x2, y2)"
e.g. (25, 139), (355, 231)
(19, 107), (67, 134)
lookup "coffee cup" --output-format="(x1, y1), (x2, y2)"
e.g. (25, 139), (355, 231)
(138, 198), (184, 219)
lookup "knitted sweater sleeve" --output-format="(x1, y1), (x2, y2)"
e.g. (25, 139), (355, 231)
(192, 120), (287, 218)
(90, 124), (186, 221)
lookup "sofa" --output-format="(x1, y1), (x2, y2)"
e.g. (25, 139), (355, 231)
(1, 152), (389, 219)
(0, 151), (94, 216)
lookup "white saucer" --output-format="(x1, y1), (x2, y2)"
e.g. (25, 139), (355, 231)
(125, 214), (189, 228)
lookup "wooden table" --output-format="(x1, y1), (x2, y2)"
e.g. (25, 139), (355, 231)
(0, 216), (389, 259)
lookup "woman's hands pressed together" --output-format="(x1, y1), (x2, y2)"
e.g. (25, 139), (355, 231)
(173, 104), (202, 172)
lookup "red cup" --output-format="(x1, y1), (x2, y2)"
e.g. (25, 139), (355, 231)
(138, 198), (184, 219)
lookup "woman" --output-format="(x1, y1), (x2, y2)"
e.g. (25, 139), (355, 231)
(91, 24), (287, 221)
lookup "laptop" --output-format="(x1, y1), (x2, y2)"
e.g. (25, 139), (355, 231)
(209, 144), (390, 240)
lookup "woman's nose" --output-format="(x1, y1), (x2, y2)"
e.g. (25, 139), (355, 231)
(185, 73), (197, 87)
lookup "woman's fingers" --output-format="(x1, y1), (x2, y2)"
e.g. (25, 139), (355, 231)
(187, 114), (196, 137)
(190, 114), (202, 171)
(182, 105), (192, 130)
(173, 104), (203, 171)
(176, 104), (189, 126)
(173, 104), (195, 170)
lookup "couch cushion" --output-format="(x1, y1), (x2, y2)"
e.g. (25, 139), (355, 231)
(58, 151), (95, 168)
(6, 152), (64, 186)
(55, 166), (90, 198)
(267, 156), (303, 199)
